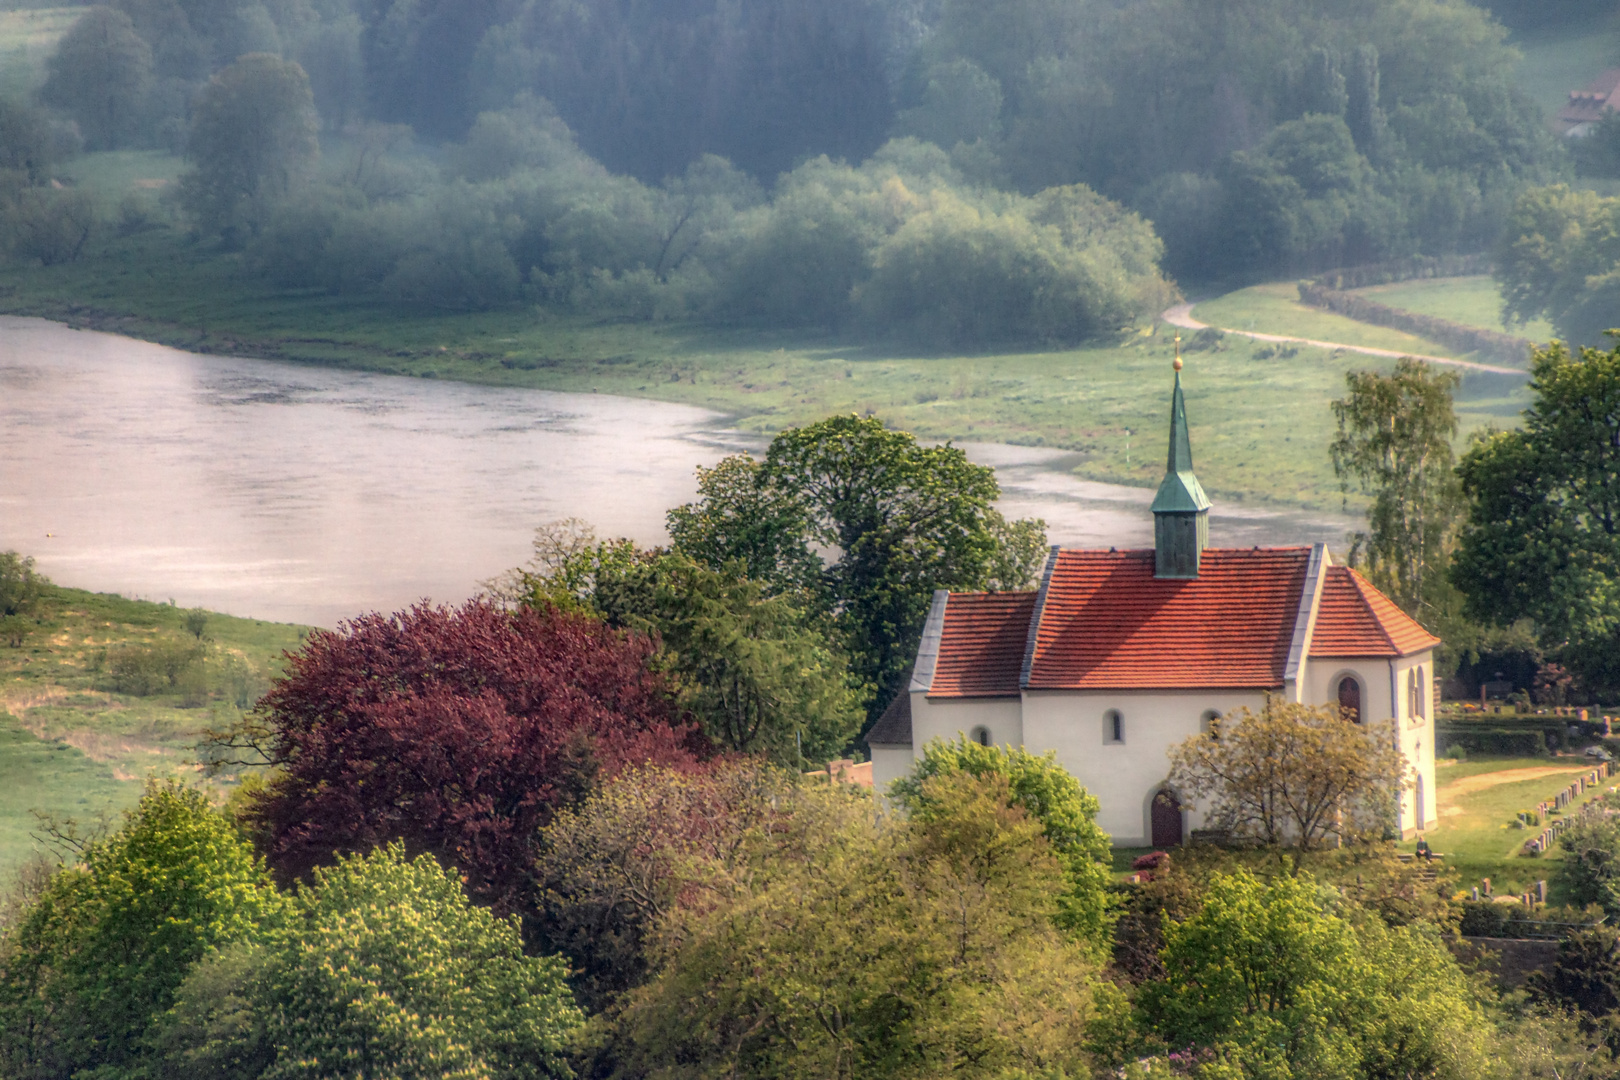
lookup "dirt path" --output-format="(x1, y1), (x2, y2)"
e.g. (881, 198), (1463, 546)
(1439, 766), (1593, 801)
(1161, 302), (1526, 376)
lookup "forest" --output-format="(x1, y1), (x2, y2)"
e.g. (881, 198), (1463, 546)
(0, 0), (1602, 348)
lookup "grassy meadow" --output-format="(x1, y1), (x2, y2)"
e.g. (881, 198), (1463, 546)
(0, 584), (307, 879)
(1350, 275), (1556, 343)
(1415, 756), (1614, 904)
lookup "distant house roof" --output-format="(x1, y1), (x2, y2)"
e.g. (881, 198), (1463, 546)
(910, 547), (1437, 699)
(1309, 566), (1440, 658)
(1558, 69), (1620, 132)
(930, 592), (1037, 697)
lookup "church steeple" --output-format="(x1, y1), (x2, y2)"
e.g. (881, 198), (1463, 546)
(1151, 339), (1211, 579)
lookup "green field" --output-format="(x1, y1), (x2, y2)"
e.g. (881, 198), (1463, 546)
(1193, 282), (1475, 358)
(1350, 276), (1557, 343)
(0, 584), (307, 881)
(1416, 756), (1613, 904)
(61, 149), (184, 214)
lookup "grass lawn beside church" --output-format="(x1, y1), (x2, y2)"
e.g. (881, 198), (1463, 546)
(1415, 756), (1614, 905)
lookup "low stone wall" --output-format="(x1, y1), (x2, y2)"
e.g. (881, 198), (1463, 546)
(1296, 281), (1533, 367)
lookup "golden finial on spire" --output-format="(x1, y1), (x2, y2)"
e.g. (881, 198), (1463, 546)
(1173, 332), (1183, 371)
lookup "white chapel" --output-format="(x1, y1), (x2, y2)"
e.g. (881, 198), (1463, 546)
(867, 359), (1440, 847)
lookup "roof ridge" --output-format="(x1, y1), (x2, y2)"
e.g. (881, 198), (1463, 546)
(1020, 546), (1060, 690)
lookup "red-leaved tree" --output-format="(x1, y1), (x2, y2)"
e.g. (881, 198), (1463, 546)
(228, 600), (703, 917)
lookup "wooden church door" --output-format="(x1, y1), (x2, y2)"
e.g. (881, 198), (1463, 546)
(1151, 790), (1183, 847)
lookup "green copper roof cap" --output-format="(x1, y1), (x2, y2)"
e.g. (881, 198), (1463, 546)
(1150, 364), (1212, 515)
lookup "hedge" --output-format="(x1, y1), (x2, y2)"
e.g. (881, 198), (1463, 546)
(1297, 281), (1532, 367)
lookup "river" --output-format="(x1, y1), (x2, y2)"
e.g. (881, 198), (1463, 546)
(0, 317), (1357, 627)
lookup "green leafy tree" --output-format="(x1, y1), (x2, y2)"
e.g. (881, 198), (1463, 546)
(1557, 818), (1620, 917)
(40, 6), (152, 150)
(889, 736), (1113, 945)
(762, 414), (1046, 726)
(0, 98), (56, 182)
(667, 454), (820, 594)
(179, 52), (318, 240)
(1529, 925), (1620, 1021)
(5, 187), (97, 266)
(0, 551), (44, 617)
(1330, 358), (1463, 624)
(1494, 185), (1619, 346)
(158, 843), (583, 1080)
(1138, 869), (1490, 1079)
(1452, 340), (1620, 694)
(498, 525), (861, 765)
(0, 781), (286, 1079)
(591, 552), (864, 765)
(1167, 698), (1409, 862)
(533, 761), (787, 1010)
(613, 773), (1099, 1080)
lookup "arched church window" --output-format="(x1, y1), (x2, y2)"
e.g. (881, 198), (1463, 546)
(1201, 709), (1221, 740)
(1104, 709), (1124, 744)
(1338, 676), (1362, 723)
(969, 725), (991, 747)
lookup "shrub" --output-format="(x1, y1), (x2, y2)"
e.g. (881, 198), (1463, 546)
(230, 600), (701, 916)
(0, 782), (285, 1078)
(105, 639), (204, 696)
(0, 552), (43, 617)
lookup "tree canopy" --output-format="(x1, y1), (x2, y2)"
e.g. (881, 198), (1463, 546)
(1452, 340), (1620, 695)
(219, 599), (700, 916)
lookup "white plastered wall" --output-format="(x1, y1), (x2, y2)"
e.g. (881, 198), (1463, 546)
(1021, 688), (1269, 846)
(909, 692), (1024, 754)
(1301, 650), (1437, 836)
(869, 745), (916, 793)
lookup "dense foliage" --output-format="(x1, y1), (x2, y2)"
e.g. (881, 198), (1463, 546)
(159, 844), (583, 1080)
(13, 0), (1565, 340)
(889, 736), (1113, 944)
(613, 773), (1100, 1080)
(1495, 186), (1620, 347)
(1331, 359), (1463, 626)
(1452, 340), (1620, 696)
(0, 783), (285, 1079)
(221, 599), (700, 915)
(670, 414), (1048, 730)
(1137, 869), (1491, 1078)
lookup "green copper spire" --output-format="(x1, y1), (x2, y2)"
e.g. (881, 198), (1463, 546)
(1150, 365), (1212, 515)
(1152, 344), (1211, 579)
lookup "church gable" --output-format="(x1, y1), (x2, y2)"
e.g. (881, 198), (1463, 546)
(1310, 566), (1441, 658)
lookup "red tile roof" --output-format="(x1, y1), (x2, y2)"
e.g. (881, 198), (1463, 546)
(930, 592), (1036, 697)
(1309, 566), (1440, 658)
(1560, 69), (1620, 126)
(1025, 547), (1311, 691)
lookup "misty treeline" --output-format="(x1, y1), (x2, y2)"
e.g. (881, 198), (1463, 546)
(0, 0), (1575, 344)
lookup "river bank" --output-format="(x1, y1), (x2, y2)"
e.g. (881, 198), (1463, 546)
(0, 229), (1460, 512)
(0, 317), (1360, 626)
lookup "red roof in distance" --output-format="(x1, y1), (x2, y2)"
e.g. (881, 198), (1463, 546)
(930, 592), (1035, 697)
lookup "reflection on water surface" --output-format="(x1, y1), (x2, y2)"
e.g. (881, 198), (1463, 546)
(0, 317), (1354, 626)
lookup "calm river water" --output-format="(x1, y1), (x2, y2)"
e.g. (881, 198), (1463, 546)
(0, 317), (1355, 626)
